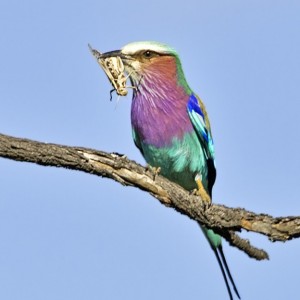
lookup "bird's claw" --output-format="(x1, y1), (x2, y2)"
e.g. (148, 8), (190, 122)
(145, 165), (161, 181)
(194, 174), (212, 209)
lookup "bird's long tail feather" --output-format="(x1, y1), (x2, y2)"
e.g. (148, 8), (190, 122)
(218, 245), (241, 299)
(213, 245), (241, 300)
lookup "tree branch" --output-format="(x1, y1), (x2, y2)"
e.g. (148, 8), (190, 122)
(1, 133), (300, 260)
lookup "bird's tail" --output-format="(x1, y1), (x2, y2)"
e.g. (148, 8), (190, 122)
(201, 226), (241, 300)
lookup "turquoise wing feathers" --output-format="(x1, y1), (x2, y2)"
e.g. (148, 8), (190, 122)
(187, 94), (215, 162)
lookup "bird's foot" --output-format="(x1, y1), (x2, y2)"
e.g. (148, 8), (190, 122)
(193, 174), (212, 208)
(145, 165), (161, 181)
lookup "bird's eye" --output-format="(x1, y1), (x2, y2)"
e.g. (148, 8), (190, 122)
(143, 50), (154, 58)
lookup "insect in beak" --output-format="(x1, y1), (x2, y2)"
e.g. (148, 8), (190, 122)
(88, 44), (128, 99)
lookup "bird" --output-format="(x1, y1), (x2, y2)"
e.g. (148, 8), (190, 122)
(100, 41), (240, 300)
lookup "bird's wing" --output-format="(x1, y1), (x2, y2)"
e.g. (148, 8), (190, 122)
(187, 94), (215, 161)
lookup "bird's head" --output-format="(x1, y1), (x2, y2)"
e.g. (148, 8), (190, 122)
(100, 41), (191, 94)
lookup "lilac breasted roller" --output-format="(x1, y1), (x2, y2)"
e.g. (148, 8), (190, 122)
(100, 41), (240, 300)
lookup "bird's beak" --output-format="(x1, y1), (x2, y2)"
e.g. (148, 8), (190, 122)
(100, 50), (132, 61)
(100, 50), (122, 58)
(100, 50), (134, 66)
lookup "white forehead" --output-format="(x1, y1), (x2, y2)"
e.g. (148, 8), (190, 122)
(121, 41), (177, 55)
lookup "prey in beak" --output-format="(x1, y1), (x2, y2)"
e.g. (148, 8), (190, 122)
(88, 44), (129, 100)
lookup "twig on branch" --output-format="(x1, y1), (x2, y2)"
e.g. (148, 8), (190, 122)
(1, 133), (300, 261)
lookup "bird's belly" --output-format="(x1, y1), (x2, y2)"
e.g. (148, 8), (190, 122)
(142, 131), (208, 191)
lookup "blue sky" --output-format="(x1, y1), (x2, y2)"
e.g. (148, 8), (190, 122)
(0, 1), (300, 299)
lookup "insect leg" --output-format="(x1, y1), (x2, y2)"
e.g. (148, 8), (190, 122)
(110, 88), (116, 101)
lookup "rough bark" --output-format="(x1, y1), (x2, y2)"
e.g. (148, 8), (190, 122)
(1, 133), (300, 260)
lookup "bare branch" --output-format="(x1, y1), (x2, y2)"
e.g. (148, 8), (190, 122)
(1, 133), (300, 260)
